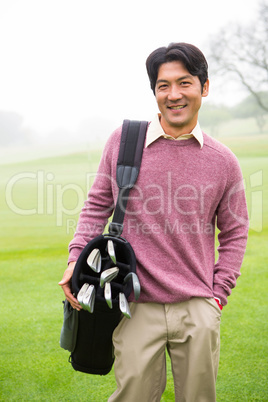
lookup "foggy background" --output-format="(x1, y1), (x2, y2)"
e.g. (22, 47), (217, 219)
(0, 0), (266, 162)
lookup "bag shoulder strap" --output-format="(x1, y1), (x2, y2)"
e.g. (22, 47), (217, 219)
(108, 120), (148, 236)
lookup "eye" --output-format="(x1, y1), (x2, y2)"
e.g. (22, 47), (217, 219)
(158, 84), (168, 90)
(181, 81), (191, 87)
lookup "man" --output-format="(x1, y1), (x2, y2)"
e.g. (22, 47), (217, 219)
(59, 43), (249, 401)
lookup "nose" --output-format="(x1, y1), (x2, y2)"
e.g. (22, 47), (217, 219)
(168, 84), (183, 101)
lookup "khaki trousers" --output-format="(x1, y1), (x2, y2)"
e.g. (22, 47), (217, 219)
(108, 298), (221, 402)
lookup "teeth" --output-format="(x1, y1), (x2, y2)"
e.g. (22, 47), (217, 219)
(170, 105), (185, 110)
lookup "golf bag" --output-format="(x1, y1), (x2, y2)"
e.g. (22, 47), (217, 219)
(61, 120), (148, 375)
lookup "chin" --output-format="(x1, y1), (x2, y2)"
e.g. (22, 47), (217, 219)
(169, 119), (186, 128)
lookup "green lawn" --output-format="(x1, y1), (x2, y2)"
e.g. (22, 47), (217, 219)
(0, 125), (267, 401)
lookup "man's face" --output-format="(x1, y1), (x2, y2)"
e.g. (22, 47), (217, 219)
(155, 61), (209, 137)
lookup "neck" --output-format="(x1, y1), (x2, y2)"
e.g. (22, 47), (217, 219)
(159, 115), (197, 138)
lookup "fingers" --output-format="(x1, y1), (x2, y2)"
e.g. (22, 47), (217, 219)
(59, 262), (82, 311)
(58, 262), (76, 285)
(62, 284), (82, 311)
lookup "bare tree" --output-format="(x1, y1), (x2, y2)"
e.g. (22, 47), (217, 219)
(208, 1), (268, 112)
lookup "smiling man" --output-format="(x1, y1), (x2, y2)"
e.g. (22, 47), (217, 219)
(155, 61), (209, 136)
(59, 43), (249, 401)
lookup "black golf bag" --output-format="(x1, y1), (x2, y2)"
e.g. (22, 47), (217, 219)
(60, 120), (148, 375)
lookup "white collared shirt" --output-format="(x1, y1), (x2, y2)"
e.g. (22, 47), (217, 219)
(145, 114), (204, 149)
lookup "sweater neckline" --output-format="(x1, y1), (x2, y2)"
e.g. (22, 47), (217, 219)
(149, 136), (199, 147)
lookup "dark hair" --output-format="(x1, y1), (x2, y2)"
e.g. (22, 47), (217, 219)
(146, 42), (208, 94)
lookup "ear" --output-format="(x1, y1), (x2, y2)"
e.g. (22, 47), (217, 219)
(202, 79), (209, 97)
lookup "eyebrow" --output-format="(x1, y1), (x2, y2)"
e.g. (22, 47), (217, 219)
(156, 75), (193, 85)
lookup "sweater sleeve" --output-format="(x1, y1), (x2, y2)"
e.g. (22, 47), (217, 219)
(213, 153), (249, 306)
(68, 129), (121, 264)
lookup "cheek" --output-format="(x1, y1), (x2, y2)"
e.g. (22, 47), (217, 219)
(155, 95), (165, 108)
(188, 93), (202, 107)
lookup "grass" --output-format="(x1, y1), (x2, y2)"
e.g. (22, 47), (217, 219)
(0, 118), (267, 401)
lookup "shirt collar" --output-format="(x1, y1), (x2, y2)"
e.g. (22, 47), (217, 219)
(145, 114), (204, 149)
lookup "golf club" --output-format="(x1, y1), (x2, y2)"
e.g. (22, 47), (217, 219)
(77, 283), (90, 306)
(87, 248), (101, 273)
(82, 284), (96, 313)
(119, 292), (131, 319)
(104, 282), (113, 309)
(107, 239), (116, 264)
(124, 272), (141, 300)
(100, 267), (119, 288)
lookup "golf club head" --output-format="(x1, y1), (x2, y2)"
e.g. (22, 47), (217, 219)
(77, 283), (90, 306)
(124, 272), (141, 301)
(100, 267), (119, 288)
(82, 284), (95, 313)
(119, 292), (131, 319)
(104, 282), (113, 309)
(87, 248), (101, 273)
(107, 240), (116, 264)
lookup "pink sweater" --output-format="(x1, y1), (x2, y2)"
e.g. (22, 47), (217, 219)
(69, 126), (249, 306)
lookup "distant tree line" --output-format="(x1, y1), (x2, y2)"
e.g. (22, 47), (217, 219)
(199, 92), (268, 136)
(1, 1), (267, 146)
(208, 1), (268, 114)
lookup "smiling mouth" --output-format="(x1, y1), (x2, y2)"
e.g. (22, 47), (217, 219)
(168, 105), (186, 110)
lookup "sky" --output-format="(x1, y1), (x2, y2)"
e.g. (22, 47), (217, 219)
(0, 0), (259, 145)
